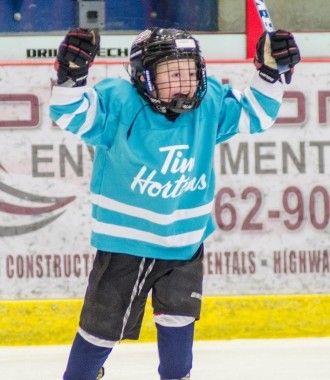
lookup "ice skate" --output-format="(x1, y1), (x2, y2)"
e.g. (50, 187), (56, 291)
(96, 367), (104, 379)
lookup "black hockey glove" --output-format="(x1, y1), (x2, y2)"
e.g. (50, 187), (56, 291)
(55, 28), (100, 86)
(254, 30), (300, 84)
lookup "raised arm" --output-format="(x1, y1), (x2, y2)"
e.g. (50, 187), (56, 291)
(215, 29), (300, 143)
(49, 29), (107, 144)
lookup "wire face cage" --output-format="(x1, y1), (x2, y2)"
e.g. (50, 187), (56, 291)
(129, 27), (207, 114)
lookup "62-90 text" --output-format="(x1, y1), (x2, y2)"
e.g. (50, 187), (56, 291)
(215, 186), (330, 231)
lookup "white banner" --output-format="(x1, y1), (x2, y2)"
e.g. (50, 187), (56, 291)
(0, 62), (329, 299)
(0, 34), (246, 61)
(0, 32), (329, 61)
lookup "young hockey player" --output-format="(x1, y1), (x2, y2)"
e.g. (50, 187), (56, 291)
(49, 27), (300, 379)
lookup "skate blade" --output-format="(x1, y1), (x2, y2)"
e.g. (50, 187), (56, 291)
(96, 367), (104, 379)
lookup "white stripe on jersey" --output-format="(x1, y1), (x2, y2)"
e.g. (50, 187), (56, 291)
(77, 89), (98, 137)
(92, 218), (206, 247)
(244, 87), (274, 130)
(230, 89), (251, 133)
(91, 193), (214, 225)
(50, 86), (97, 133)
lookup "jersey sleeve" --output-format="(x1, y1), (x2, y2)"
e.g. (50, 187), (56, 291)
(49, 80), (120, 147)
(214, 72), (283, 144)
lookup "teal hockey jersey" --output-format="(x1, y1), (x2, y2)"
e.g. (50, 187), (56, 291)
(49, 74), (283, 260)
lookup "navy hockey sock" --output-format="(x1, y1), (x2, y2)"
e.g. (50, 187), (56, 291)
(156, 322), (194, 379)
(63, 332), (112, 380)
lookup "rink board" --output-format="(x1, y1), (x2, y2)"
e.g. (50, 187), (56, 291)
(1, 295), (330, 345)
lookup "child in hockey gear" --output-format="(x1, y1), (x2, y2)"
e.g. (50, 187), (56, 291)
(49, 27), (300, 380)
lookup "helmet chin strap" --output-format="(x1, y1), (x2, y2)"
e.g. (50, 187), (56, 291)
(166, 97), (197, 114)
(146, 92), (198, 115)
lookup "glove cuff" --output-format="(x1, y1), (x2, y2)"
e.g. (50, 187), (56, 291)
(57, 63), (88, 86)
(258, 65), (280, 84)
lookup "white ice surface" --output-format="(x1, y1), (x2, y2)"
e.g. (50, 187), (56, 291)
(1, 338), (330, 379)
